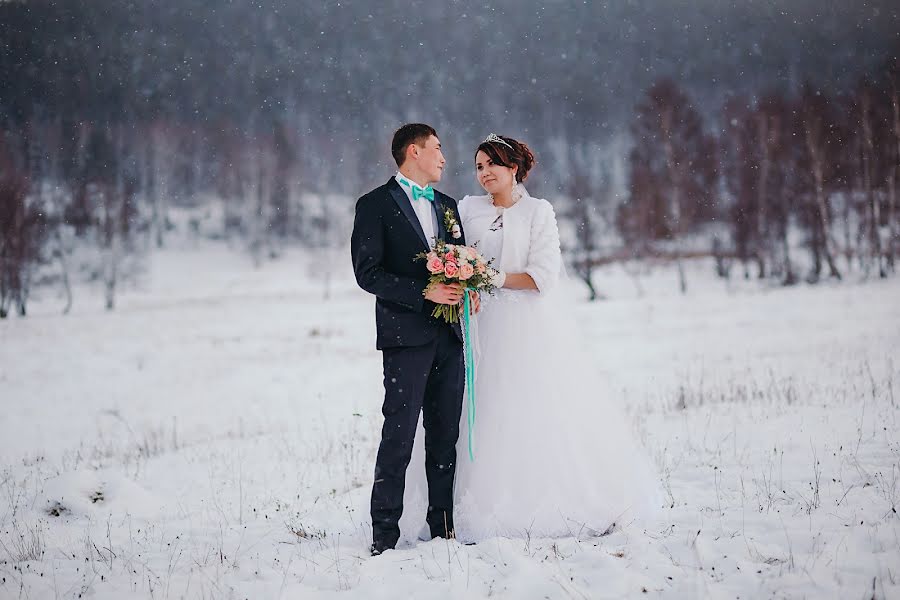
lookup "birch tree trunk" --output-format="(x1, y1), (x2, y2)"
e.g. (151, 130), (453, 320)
(803, 116), (842, 279)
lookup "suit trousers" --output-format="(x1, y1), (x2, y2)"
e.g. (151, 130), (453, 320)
(370, 325), (464, 547)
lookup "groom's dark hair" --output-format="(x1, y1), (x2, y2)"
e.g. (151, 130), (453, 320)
(392, 123), (438, 167)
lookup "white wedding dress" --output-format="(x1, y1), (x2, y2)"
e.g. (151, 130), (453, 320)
(399, 185), (661, 544)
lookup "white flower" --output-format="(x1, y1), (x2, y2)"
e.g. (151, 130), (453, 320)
(451, 224), (462, 239)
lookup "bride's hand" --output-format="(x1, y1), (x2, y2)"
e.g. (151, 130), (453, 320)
(468, 291), (481, 314)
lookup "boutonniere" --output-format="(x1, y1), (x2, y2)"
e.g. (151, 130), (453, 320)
(444, 208), (462, 239)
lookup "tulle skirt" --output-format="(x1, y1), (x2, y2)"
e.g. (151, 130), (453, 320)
(400, 287), (662, 544)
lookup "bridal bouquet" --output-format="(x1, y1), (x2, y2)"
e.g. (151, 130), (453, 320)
(417, 239), (496, 323)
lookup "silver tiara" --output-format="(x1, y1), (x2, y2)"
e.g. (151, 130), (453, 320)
(483, 133), (513, 149)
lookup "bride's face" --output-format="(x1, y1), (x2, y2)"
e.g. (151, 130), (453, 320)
(475, 150), (517, 195)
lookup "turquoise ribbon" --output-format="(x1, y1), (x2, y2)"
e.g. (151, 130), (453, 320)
(398, 176), (434, 202)
(462, 290), (476, 461)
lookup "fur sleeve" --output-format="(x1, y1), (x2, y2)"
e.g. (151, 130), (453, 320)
(524, 200), (562, 293)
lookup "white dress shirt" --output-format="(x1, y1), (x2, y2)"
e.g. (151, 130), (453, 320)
(395, 172), (438, 245)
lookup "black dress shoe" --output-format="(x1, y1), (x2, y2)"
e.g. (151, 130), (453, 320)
(430, 529), (456, 540)
(428, 516), (456, 540)
(370, 541), (394, 556)
(427, 508), (455, 540)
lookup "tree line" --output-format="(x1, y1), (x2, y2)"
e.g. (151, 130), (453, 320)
(0, 0), (896, 313)
(564, 54), (899, 298)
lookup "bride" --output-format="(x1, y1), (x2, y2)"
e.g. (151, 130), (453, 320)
(401, 134), (660, 543)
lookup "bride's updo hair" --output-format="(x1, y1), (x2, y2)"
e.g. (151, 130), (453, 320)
(476, 135), (536, 183)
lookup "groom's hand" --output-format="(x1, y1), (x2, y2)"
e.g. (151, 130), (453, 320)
(425, 282), (464, 305)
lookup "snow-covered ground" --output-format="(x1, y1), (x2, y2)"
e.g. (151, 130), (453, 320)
(1, 245), (898, 599)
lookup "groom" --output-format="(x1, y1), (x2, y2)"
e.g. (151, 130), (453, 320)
(351, 123), (466, 555)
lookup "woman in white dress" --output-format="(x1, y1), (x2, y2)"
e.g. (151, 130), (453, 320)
(402, 134), (660, 544)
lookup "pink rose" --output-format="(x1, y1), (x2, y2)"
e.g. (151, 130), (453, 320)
(458, 263), (475, 280)
(426, 255), (444, 274)
(444, 261), (459, 278)
(476, 262), (487, 274)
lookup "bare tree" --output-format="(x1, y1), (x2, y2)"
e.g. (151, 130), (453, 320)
(798, 83), (842, 280)
(0, 156), (30, 318)
(143, 120), (178, 249)
(82, 124), (140, 311)
(564, 143), (618, 301)
(243, 132), (278, 267)
(884, 55), (900, 272)
(753, 103), (775, 278)
(568, 171), (603, 301)
(28, 116), (75, 313)
(213, 124), (246, 242)
(855, 80), (887, 278)
(269, 121), (297, 239)
(750, 93), (797, 284)
(624, 79), (718, 293)
(721, 96), (761, 278)
(542, 135), (614, 300)
(0, 131), (48, 317)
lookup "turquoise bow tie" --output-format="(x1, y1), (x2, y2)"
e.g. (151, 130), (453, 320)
(413, 185), (435, 202)
(399, 177), (434, 202)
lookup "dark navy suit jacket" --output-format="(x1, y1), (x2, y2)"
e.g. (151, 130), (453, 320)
(351, 177), (465, 349)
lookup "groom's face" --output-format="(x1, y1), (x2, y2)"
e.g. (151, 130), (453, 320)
(415, 135), (446, 185)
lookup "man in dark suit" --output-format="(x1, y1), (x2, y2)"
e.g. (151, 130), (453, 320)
(351, 123), (467, 556)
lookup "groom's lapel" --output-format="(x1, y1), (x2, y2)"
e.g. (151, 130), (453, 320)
(432, 195), (448, 242)
(387, 178), (429, 249)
